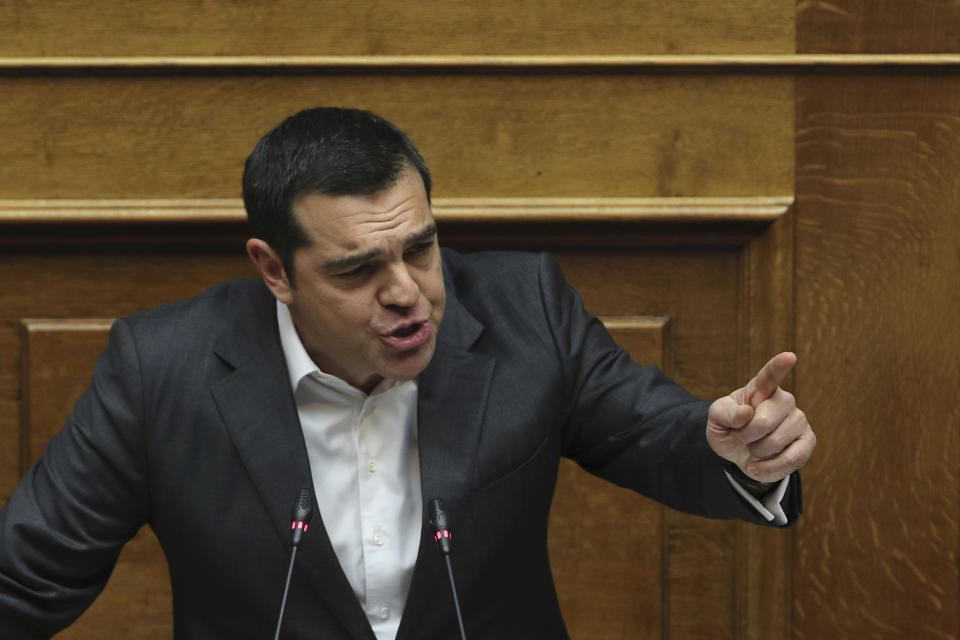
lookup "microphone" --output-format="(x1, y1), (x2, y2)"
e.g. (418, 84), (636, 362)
(274, 487), (313, 640)
(429, 497), (453, 555)
(428, 498), (467, 640)
(290, 486), (313, 548)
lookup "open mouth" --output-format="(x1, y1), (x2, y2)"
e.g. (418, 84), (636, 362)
(380, 321), (432, 350)
(391, 322), (423, 338)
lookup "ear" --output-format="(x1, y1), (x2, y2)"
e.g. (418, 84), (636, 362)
(246, 238), (294, 304)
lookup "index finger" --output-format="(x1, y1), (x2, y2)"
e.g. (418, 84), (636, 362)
(744, 351), (797, 407)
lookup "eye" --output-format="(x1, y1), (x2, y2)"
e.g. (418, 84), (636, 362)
(406, 241), (434, 259)
(336, 263), (372, 279)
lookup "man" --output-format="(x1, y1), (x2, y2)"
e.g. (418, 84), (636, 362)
(0, 107), (815, 639)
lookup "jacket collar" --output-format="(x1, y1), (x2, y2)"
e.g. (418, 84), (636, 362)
(397, 279), (496, 637)
(211, 280), (374, 638)
(210, 276), (495, 638)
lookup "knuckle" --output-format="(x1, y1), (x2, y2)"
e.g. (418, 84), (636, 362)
(784, 447), (809, 472)
(771, 431), (791, 453)
(751, 407), (773, 431)
(782, 450), (798, 469)
(751, 435), (783, 459)
(785, 392), (797, 410)
(775, 386), (795, 403)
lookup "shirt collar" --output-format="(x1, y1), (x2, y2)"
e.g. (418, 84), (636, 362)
(276, 300), (402, 397)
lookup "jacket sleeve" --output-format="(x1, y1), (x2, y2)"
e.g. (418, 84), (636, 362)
(536, 252), (801, 526)
(0, 318), (150, 639)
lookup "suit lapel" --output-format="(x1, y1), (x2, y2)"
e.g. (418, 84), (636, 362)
(397, 294), (494, 638)
(208, 279), (493, 638)
(210, 285), (374, 639)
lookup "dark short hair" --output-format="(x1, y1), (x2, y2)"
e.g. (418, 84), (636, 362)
(242, 107), (432, 284)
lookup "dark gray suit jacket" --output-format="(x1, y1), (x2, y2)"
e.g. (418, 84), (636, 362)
(0, 250), (800, 639)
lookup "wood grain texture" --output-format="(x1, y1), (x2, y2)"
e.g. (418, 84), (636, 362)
(0, 1), (793, 57)
(667, 513), (737, 638)
(0, 1), (800, 631)
(795, 74), (960, 639)
(797, 0), (960, 54)
(0, 73), (793, 199)
(555, 249), (741, 402)
(738, 206), (795, 640)
(0, 250), (257, 503)
(20, 319), (113, 471)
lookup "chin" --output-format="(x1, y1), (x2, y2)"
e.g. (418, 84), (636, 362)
(386, 346), (436, 381)
(387, 362), (430, 382)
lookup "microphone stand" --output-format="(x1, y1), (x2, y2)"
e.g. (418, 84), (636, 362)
(429, 497), (468, 640)
(274, 487), (314, 640)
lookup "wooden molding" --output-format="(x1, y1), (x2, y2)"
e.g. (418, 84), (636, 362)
(2, 54), (960, 72)
(0, 199), (243, 224)
(0, 197), (793, 225)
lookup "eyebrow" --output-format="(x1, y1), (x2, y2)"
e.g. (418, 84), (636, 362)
(323, 223), (438, 271)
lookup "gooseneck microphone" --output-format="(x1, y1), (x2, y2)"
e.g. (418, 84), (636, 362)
(429, 498), (468, 640)
(289, 487), (313, 548)
(274, 487), (314, 640)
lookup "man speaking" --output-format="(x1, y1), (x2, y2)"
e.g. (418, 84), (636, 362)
(0, 107), (815, 639)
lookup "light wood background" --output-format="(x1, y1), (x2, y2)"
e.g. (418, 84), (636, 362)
(1, 2), (958, 638)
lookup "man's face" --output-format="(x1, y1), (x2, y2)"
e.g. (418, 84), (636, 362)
(280, 170), (445, 393)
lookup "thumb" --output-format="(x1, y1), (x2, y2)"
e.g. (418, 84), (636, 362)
(707, 395), (754, 432)
(706, 395), (755, 465)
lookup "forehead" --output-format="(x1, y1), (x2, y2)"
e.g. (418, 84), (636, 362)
(292, 171), (433, 251)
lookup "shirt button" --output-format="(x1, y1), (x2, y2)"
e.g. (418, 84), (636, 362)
(377, 606), (390, 620)
(373, 532), (386, 546)
(367, 459), (377, 472)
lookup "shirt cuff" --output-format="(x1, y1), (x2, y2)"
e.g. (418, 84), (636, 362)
(723, 470), (790, 525)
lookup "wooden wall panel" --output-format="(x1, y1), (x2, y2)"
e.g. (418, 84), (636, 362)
(20, 320), (113, 469)
(797, 1), (960, 54)
(0, 1), (794, 57)
(795, 74), (960, 639)
(0, 0), (806, 637)
(0, 0), (956, 634)
(0, 73), (793, 199)
(668, 514), (737, 637)
(0, 249), (256, 503)
(556, 249), (741, 399)
(738, 209), (795, 640)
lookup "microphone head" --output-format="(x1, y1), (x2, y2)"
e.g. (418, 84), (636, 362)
(290, 487), (313, 548)
(292, 487), (313, 522)
(428, 498), (446, 528)
(428, 497), (452, 555)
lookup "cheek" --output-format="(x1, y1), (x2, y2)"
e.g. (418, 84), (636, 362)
(422, 266), (446, 303)
(331, 292), (380, 329)
(304, 290), (368, 330)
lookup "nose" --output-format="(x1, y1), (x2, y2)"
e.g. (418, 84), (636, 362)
(378, 262), (419, 309)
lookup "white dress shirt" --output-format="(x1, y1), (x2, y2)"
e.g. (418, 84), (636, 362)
(278, 302), (422, 640)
